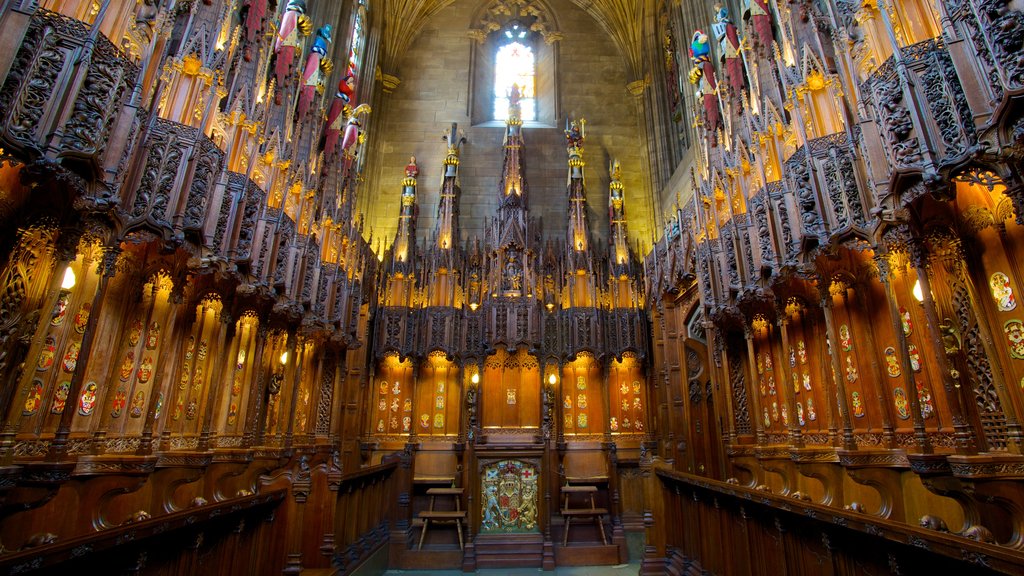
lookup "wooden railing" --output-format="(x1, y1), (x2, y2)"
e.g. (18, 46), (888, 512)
(647, 466), (1024, 575)
(0, 489), (286, 575)
(332, 460), (398, 574)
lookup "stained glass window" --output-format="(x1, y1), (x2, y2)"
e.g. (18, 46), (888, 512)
(494, 41), (536, 121)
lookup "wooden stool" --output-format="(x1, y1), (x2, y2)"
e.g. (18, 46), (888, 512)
(418, 487), (466, 550)
(560, 485), (608, 546)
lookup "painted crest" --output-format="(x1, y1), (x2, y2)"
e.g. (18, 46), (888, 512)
(173, 394), (185, 420)
(884, 346), (901, 377)
(61, 341), (80, 373)
(893, 387), (910, 419)
(23, 379), (43, 415)
(577, 393), (587, 409)
(899, 306), (913, 336)
(145, 321), (160, 350)
(990, 272), (1017, 312)
(1005, 319), (1024, 359)
(37, 337), (56, 371)
(110, 387), (127, 418)
(129, 390), (146, 418)
(845, 356), (858, 382)
(797, 340), (807, 364)
(51, 380), (70, 414)
(77, 382), (98, 416)
(806, 397), (817, 421)
(119, 350), (135, 381)
(137, 356), (153, 383)
(908, 343), (921, 372)
(480, 460), (539, 533)
(839, 324), (852, 351)
(51, 292), (69, 326)
(916, 381), (934, 419)
(128, 318), (143, 347)
(851, 391), (865, 418)
(73, 302), (90, 333)
(434, 413), (444, 428)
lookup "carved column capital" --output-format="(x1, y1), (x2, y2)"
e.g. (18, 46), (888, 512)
(99, 245), (122, 278)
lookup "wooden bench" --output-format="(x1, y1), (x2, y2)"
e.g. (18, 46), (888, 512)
(418, 487), (466, 550)
(560, 485), (607, 546)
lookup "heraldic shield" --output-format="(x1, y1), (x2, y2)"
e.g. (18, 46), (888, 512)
(480, 459), (539, 533)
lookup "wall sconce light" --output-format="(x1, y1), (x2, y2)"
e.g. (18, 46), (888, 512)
(548, 373), (557, 385)
(61, 265), (76, 290)
(471, 372), (480, 385)
(469, 302), (479, 311)
(279, 350), (289, 365)
(545, 302), (554, 312)
(912, 279), (924, 303)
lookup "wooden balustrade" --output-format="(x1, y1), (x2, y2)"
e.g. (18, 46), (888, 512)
(332, 460), (398, 574)
(0, 489), (286, 575)
(647, 465), (1024, 575)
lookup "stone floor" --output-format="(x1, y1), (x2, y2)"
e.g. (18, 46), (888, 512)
(382, 563), (640, 575)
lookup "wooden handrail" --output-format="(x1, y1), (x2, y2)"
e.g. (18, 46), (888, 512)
(0, 489), (287, 574)
(656, 467), (1024, 573)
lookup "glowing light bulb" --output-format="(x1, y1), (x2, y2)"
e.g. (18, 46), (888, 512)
(471, 373), (480, 384)
(548, 373), (556, 385)
(912, 279), (924, 303)
(61, 266), (76, 290)
(279, 351), (289, 365)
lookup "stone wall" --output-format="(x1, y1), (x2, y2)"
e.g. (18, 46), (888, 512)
(362, 0), (652, 250)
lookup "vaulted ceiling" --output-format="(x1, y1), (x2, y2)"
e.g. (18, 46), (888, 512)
(374, 0), (650, 82)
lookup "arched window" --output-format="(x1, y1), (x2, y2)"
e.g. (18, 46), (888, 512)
(494, 40), (536, 121)
(469, 0), (560, 127)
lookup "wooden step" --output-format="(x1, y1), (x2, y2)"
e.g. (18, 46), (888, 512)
(419, 510), (467, 520)
(473, 533), (544, 569)
(561, 507), (608, 516)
